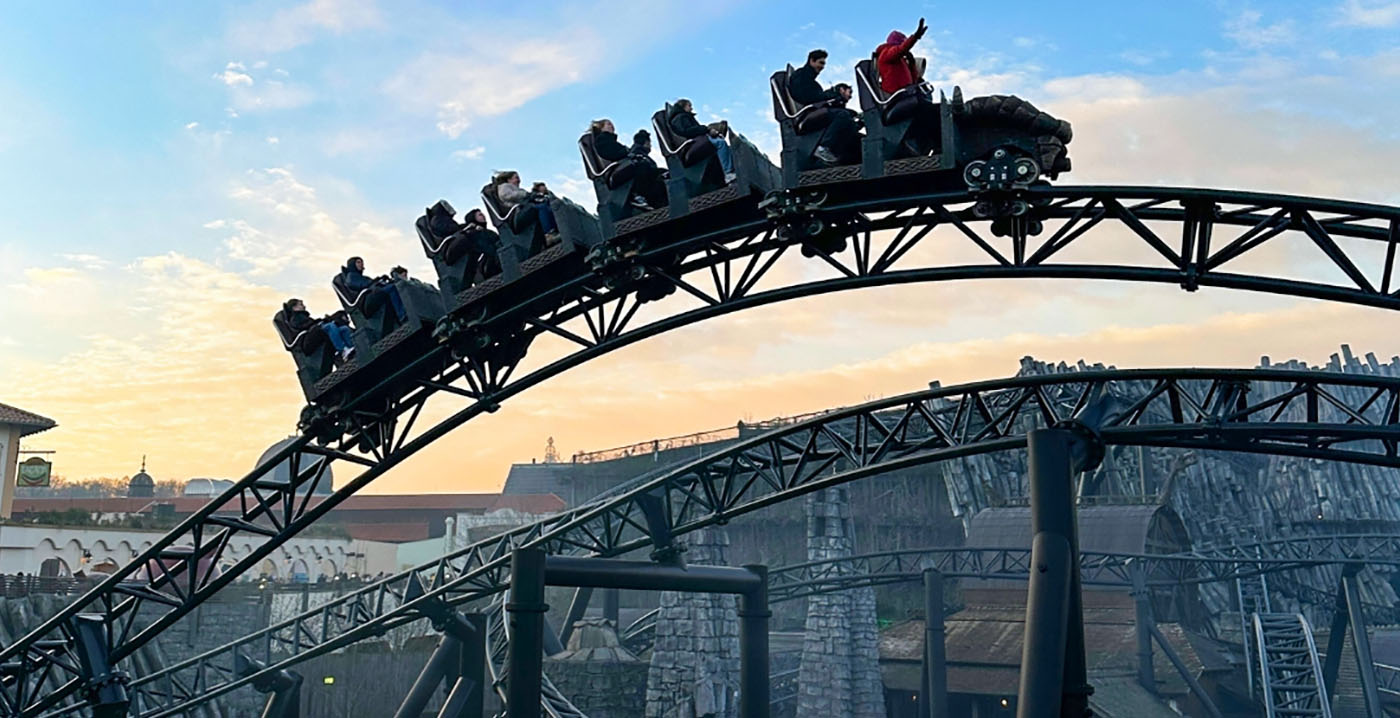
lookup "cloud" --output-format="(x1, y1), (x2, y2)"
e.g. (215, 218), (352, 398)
(229, 0), (382, 53)
(60, 253), (108, 270)
(184, 121), (200, 130)
(450, 146), (485, 162)
(1334, 0), (1400, 26)
(266, 136), (280, 145)
(213, 62), (254, 87)
(1224, 10), (1296, 49)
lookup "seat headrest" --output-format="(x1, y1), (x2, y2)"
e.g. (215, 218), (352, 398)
(431, 199), (455, 217)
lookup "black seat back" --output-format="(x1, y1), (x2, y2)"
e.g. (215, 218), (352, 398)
(480, 183), (518, 230)
(272, 310), (301, 350)
(330, 272), (367, 312)
(578, 133), (622, 181)
(651, 105), (698, 160)
(769, 66), (800, 126)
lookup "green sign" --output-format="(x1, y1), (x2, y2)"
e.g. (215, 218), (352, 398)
(17, 457), (51, 487)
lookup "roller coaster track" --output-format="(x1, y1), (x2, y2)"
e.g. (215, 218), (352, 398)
(1253, 613), (1333, 717)
(48, 367), (1396, 717)
(615, 535), (1400, 653)
(6, 182), (1400, 715)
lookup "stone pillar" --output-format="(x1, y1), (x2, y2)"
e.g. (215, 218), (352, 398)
(797, 487), (886, 717)
(645, 527), (741, 717)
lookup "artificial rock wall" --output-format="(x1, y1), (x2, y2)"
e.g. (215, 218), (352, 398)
(796, 487), (885, 717)
(645, 527), (742, 718)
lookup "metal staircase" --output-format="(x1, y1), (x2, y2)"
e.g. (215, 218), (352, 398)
(1252, 613), (1333, 718)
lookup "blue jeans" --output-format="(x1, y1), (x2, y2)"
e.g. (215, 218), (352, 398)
(709, 136), (733, 175)
(321, 322), (353, 351)
(379, 285), (407, 321)
(533, 202), (558, 235)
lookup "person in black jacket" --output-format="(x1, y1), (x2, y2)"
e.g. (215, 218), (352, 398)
(425, 201), (501, 280)
(786, 49), (861, 165)
(336, 256), (406, 321)
(589, 118), (667, 211)
(668, 99), (734, 181)
(281, 298), (354, 362)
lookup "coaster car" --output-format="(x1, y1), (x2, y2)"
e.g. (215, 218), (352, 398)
(431, 186), (604, 358)
(648, 105), (782, 228)
(769, 64), (864, 188)
(273, 310), (339, 402)
(285, 274), (443, 420)
(851, 59), (1072, 192)
(416, 200), (503, 304)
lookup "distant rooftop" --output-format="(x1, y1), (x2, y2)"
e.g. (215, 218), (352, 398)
(0, 402), (56, 438)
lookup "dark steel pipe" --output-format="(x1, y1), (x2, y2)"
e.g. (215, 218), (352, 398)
(557, 586), (594, 648)
(1343, 567), (1384, 717)
(506, 549), (548, 718)
(1132, 565), (1155, 693)
(1322, 575), (1350, 695)
(1147, 623), (1223, 718)
(392, 634), (459, 718)
(1016, 531), (1072, 718)
(603, 587), (619, 629)
(1017, 428), (1084, 718)
(544, 556), (762, 594)
(738, 564), (770, 718)
(922, 568), (947, 718)
(455, 613), (486, 718)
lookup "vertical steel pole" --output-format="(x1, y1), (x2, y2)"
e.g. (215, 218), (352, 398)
(923, 568), (948, 718)
(439, 613), (486, 718)
(557, 586), (594, 648)
(1322, 575), (1349, 696)
(1132, 564), (1156, 693)
(506, 548), (548, 718)
(739, 564), (771, 718)
(1016, 428), (1084, 718)
(603, 587), (620, 628)
(1343, 566), (1383, 717)
(393, 635), (459, 718)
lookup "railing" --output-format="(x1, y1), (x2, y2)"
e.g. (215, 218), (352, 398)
(569, 409), (835, 464)
(0, 575), (100, 598)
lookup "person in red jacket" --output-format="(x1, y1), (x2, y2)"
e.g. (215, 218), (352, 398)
(875, 18), (939, 156)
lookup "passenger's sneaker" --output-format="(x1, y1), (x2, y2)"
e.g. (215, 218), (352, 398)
(544, 231), (561, 245)
(629, 196), (653, 211)
(724, 172), (737, 184)
(813, 147), (839, 165)
(341, 347), (355, 363)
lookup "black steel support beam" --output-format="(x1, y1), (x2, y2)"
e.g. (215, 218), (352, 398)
(738, 564), (771, 718)
(505, 549), (548, 718)
(393, 635), (460, 718)
(438, 613), (485, 718)
(1132, 565), (1155, 694)
(557, 587), (593, 649)
(922, 568), (948, 718)
(1343, 566), (1384, 717)
(1147, 623), (1223, 718)
(1017, 428), (1090, 718)
(69, 615), (128, 718)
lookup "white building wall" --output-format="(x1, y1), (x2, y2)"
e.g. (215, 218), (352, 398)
(0, 524), (397, 581)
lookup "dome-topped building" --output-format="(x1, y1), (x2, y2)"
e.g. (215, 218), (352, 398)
(128, 457), (155, 498)
(257, 437), (333, 495)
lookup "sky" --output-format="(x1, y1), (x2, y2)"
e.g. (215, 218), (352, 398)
(2, 0), (1400, 493)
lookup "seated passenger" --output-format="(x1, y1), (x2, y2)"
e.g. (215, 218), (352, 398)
(494, 171), (560, 241)
(283, 298), (354, 362)
(876, 18), (939, 155)
(338, 256), (407, 321)
(589, 118), (668, 211)
(629, 130), (661, 173)
(426, 201), (501, 278)
(788, 49), (862, 165)
(667, 98), (734, 182)
(390, 265), (409, 281)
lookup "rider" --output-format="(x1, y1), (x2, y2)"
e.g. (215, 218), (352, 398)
(589, 118), (668, 211)
(426, 200), (501, 279)
(338, 257), (407, 321)
(876, 18), (938, 155)
(283, 298), (354, 362)
(667, 98), (734, 182)
(787, 49), (861, 165)
(494, 171), (560, 242)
